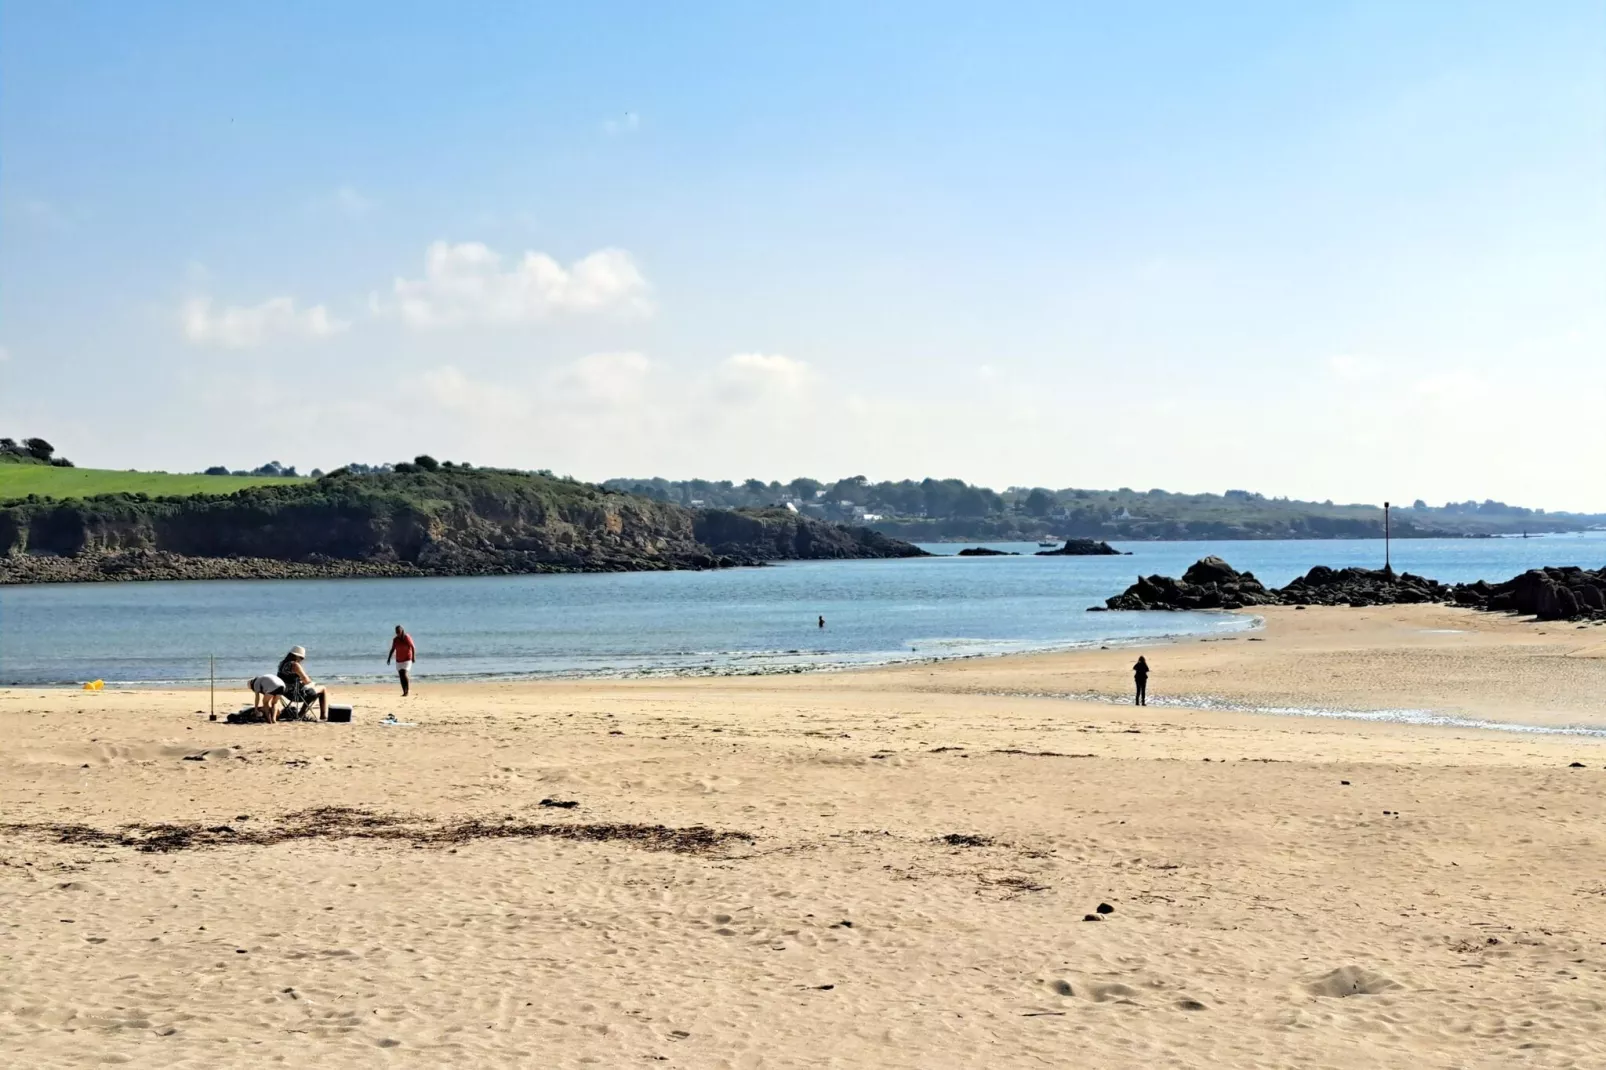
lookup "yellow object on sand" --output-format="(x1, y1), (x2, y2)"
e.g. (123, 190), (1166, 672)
(82, 680), (104, 691)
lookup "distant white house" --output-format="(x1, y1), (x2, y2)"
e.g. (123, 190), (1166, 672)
(862, 513), (883, 522)
(784, 501), (799, 513)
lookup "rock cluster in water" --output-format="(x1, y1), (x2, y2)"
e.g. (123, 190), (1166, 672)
(956, 547), (1019, 556)
(1102, 556), (1606, 622)
(1035, 539), (1124, 556)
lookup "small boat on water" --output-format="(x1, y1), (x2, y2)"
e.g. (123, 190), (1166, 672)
(1038, 540), (1058, 547)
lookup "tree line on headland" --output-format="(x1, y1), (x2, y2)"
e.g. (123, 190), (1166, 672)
(3, 440), (1604, 586)
(603, 476), (1606, 541)
(0, 437), (72, 467)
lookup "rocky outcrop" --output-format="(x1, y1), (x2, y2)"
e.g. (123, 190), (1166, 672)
(1277, 565), (1453, 606)
(1103, 556), (1278, 610)
(0, 550), (433, 584)
(956, 547), (1018, 557)
(1102, 557), (1605, 621)
(1451, 566), (1606, 621)
(0, 469), (927, 584)
(1035, 539), (1124, 556)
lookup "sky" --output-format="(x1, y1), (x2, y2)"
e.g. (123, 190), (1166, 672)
(2, 1), (1603, 510)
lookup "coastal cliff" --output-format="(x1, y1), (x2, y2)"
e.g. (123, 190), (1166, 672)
(0, 467), (927, 584)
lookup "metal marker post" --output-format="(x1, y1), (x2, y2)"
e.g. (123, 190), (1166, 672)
(210, 654), (215, 718)
(1383, 501), (1391, 574)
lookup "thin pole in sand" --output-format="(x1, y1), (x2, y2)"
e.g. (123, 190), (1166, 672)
(1383, 501), (1391, 574)
(210, 655), (215, 718)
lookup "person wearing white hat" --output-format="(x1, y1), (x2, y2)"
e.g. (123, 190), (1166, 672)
(276, 646), (329, 720)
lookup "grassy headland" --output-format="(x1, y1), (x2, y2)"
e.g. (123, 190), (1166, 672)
(0, 464), (304, 501)
(0, 463), (923, 583)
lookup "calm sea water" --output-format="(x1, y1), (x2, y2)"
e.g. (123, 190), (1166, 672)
(2, 533), (1601, 687)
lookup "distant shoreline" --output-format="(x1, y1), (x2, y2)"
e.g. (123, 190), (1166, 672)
(909, 530), (1596, 543)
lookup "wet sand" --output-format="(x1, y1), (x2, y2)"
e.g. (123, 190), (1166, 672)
(2, 605), (1604, 1068)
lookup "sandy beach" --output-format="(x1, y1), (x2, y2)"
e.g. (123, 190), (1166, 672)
(3, 604), (1605, 1069)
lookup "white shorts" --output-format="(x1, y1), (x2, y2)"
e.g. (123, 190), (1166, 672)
(395, 661), (413, 672)
(251, 674), (285, 695)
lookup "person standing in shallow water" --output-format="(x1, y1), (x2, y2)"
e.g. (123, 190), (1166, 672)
(1133, 656), (1150, 706)
(818, 615), (825, 629)
(387, 625), (416, 696)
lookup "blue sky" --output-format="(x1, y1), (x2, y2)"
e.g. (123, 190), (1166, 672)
(3, 1), (1603, 508)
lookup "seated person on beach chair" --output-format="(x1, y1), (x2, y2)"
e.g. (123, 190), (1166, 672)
(277, 646), (329, 721)
(247, 674), (286, 722)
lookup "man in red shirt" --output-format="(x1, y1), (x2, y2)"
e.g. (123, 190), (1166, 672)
(387, 625), (417, 696)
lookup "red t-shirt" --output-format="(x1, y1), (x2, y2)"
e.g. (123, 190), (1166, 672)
(390, 634), (416, 662)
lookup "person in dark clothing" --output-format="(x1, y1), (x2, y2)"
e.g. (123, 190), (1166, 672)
(818, 615), (825, 629)
(1133, 656), (1150, 706)
(277, 646), (329, 720)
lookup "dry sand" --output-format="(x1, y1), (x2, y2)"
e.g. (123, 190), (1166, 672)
(3, 604), (1605, 1069)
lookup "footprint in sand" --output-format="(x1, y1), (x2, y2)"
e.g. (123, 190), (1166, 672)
(1047, 979), (1142, 1003)
(1303, 965), (1402, 998)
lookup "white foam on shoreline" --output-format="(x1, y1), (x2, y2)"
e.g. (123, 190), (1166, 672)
(3, 617), (1258, 690)
(991, 689), (1606, 739)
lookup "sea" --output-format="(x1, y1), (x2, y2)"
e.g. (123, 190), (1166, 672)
(1, 533), (1602, 688)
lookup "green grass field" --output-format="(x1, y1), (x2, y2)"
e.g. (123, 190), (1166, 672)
(0, 464), (305, 501)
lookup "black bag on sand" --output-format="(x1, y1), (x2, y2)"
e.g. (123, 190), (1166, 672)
(225, 708), (266, 725)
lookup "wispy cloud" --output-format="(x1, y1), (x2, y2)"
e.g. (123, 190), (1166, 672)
(419, 351), (811, 425)
(5, 197), (75, 231)
(555, 351), (655, 406)
(385, 241), (651, 328)
(601, 111), (642, 136)
(180, 296), (349, 349)
(717, 352), (813, 398)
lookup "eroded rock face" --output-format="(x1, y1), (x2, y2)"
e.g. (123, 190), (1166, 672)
(0, 475), (929, 585)
(1103, 558), (1606, 621)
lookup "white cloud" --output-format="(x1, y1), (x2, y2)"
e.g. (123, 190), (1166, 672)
(717, 352), (813, 397)
(180, 296), (349, 349)
(406, 350), (815, 461)
(602, 112), (642, 136)
(418, 365), (527, 421)
(387, 241), (651, 328)
(556, 352), (654, 406)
